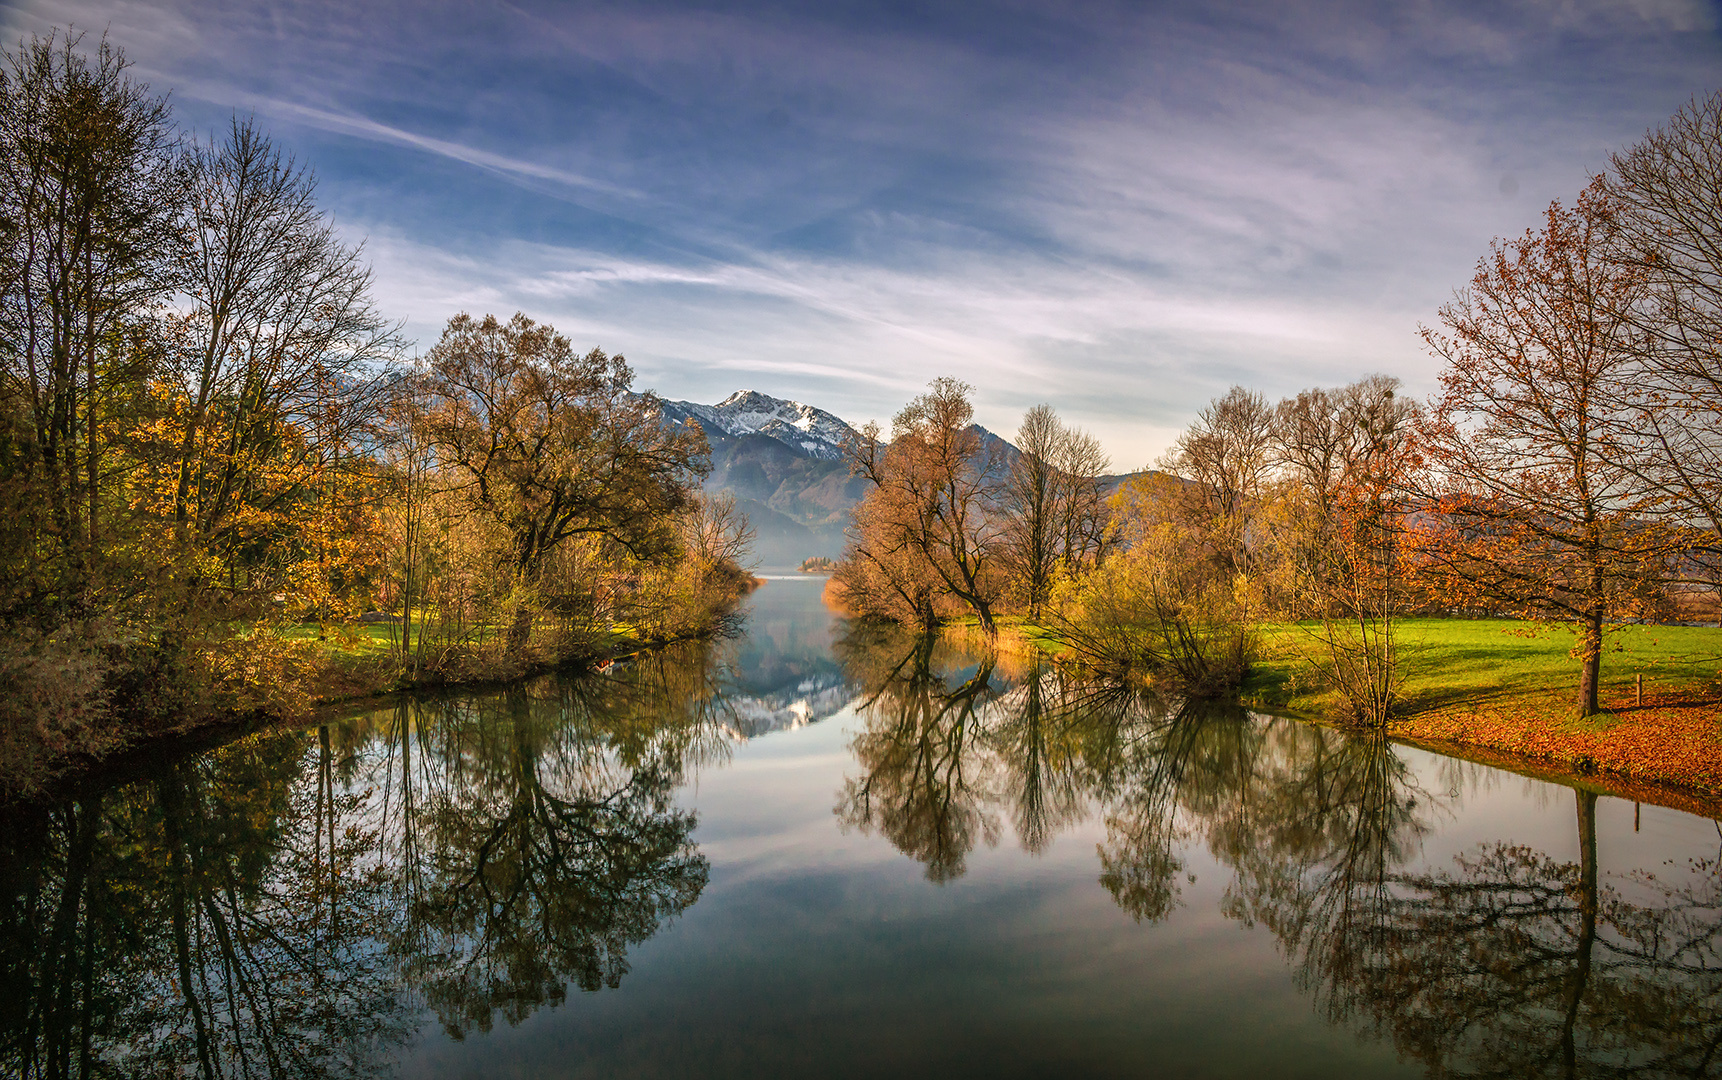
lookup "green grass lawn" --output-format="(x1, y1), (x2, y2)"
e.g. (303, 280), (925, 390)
(275, 617), (643, 667)
(1248, 618), (1722, 717)
(276, 620), (401, 659)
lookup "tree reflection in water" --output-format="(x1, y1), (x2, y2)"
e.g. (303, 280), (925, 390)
(9, 627), (1722, 1077)
(386, 650), (722, 1037)
(0, 641), (728, 1078)
(1305, 789), (1722, 1078)
(835, 626), (1005, 882)
(836, 627), (1722, 1077)
(0, 729), (405, 1079)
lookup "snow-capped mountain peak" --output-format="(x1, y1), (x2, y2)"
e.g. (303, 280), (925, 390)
(657, 389), (858, 460)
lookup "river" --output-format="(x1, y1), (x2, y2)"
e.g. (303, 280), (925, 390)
(5, 575), (1722, 1078)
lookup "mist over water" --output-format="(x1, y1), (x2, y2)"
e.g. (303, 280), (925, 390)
(6, 577), (1722, 1078)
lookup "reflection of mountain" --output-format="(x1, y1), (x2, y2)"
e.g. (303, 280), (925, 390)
(721, 672), (854, 740)
(715, 578), (855, 738)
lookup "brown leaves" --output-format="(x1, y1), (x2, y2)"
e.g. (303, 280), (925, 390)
(1394, 690), (1722, 794)
(417, 312), (707, 577)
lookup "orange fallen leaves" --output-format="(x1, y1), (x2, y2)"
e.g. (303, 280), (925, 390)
(1392, 688), (1722, 797)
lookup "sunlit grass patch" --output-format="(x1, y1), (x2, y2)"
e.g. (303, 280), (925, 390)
(277, 621), (398, 660)
(941, 616), (1070, 658)
(1251, 617), (1722, 718)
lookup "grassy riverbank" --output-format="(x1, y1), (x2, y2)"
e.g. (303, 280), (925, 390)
(0, 596), (758, 802)
(1246, 618), (1722, 715)
(1244, 618), (1722, 795)
(275, 619), (638, 704)
(947, 615), (1722, 797)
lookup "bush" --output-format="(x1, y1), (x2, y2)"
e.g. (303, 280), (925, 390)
(1052, 536), (1254, 695)
(0, 625), (122, 797)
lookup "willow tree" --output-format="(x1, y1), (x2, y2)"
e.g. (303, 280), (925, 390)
(841, 377), (1004, 631)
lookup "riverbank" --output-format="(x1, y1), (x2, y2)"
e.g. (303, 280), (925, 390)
(1385, 696), (1722, 816)
(1242, 618), (1722, 794)
(937, 615), (1722, 800)
(0, 625), (683, 806)
(0, 580), (765, 802)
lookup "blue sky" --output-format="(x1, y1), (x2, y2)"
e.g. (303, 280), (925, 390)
(7, 0), (1722, 466)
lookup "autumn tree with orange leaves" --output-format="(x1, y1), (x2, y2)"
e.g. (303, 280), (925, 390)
(1417, 180), (1680, 718)
(838, 378), (1006, 632)
(1269, 376), (1421, 725)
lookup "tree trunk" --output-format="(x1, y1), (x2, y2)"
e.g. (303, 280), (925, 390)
(1579, 608), (1603, 717)
(505, 603), (535, 667)
(973, 597), (996, 634)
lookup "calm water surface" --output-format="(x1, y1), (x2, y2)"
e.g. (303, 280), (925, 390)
(7, 576), (1722, 1078)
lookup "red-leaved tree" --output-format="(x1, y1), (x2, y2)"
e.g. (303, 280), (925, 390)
(1417, 180), (1678, 717)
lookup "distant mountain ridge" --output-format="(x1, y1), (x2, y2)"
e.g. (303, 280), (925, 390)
(649, 389), (867, 566)
(650, 389), (1135, 568)
(656, 389), (857, 460)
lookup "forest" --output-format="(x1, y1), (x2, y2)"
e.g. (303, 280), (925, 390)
(0, 32), (755, 793)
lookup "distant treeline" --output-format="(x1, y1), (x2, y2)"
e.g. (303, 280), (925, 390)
(840, 90), (1722, 723)
(0, 31), (752, 792)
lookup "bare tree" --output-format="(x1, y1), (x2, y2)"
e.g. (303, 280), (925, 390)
(1052, 423), (1111, 573)
(1002, 404), (1061, 617)
(1271, 376), (1421, 724)
(1154, 385), (1274, 578)
(1607, 92), (1722, 568)
(681, 490), (756, 571)
(160, 116), (401, 615)
(999, 404), (1109, 618)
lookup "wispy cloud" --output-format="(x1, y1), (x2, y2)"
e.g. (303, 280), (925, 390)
(6, 0), (1721, 466)
(216, 98), (641, 199)
(356, 228), (1420, 463)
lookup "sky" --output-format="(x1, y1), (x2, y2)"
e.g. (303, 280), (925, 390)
(6, 0), (1722, 467)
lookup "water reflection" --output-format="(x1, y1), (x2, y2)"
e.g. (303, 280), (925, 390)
(4, 607), (1722, 1078)
(385, 673), (713, 1038)
(835, 627), (1722, 1078)
(1, 729), (406, 1079)
(0, 641), (733, 1078)
(1318, 789), (1722, 1078)
(834, 626), (1437, 923)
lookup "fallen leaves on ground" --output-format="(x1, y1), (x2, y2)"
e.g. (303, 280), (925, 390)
(1393, 687), (1722, 798)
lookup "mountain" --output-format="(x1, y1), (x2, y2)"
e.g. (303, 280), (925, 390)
(657, 389), (857, 460)
(653, 389), (1122, 568)
(652, 390), (865, 566)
